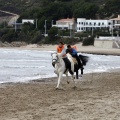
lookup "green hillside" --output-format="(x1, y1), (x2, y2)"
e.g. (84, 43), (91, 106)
(0, 0), (120, 45)
(0, 0), (119, 18)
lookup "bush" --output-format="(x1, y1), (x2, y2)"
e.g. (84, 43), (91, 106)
(17, 32), (30, 43)
(82, 36), (95, 46)
(1, 30), (18, 43)
(43, 36), (61, 44)
(48, 27), (58, 38)
(75, 32), (89, 41)
(97, 32), (111, 36)
(31, 31), (43, 44)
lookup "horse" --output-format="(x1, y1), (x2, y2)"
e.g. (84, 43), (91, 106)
(51, 53), (76, 89)
(66, 53), (89, 79)
(51, 53), (89, 89)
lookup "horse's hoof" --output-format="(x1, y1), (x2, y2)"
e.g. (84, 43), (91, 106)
(56, 87), (59, 90)
(56, 88), (65, 91)
(67, 81), (70, 84)
(73, 86), (77, 90)
(79, 75), (83, 78)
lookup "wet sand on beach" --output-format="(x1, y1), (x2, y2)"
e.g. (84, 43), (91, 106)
(0, 71), (120, 120)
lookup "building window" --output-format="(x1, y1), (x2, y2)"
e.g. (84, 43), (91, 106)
(94, 23), (96, 26)
(102, 23), (104, 25)
(108, 22), (111, 25)
(89, 22), (92, 25)
(79, 22), (80, 24)
(98, 23), (101, 26)
(86, 22), (88, 25)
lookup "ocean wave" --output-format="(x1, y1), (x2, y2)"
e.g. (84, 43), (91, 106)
(1, 66), (46, 69)
(0, 49), (120, 84)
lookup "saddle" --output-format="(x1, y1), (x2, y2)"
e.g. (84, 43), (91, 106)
(71, 57), (78, 65)
(67, 53), (78, 65)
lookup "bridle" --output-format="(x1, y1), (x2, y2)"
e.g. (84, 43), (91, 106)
(51, 53), (59, 67)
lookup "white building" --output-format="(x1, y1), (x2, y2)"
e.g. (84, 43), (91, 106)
(52, 18), (75, 30)
(77, 18), (112, 32)
(111, 15), (120, 30)
(22, 19), (34, 24)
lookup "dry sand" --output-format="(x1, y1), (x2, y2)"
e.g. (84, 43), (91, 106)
(1, 43), (120, 55)
(0, 71), (120, 120)
(19, 43), (120, 56)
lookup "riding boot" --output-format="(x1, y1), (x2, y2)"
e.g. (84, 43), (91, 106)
(63, 57), (73, 75)
(73, 55), (82, 69)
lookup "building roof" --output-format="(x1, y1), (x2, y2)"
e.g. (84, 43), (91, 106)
(110, 15), (120, 20)
(57, 18), (74, 22)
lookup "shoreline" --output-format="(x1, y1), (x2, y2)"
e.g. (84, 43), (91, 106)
(0, 68), (120, 86)
(0, 43), (120, 56)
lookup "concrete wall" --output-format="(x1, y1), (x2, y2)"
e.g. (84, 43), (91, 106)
(94, 40), (114, 48)
(113, 41), (120, 48)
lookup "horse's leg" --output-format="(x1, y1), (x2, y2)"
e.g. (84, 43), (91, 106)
(76, 70), (78, 79)
(70, 62), (76, 89)
(66, 73), (69, 84)
(81, 68), (83, 75)
(72, 74), (76, 89)
(56, 72), (63, 89)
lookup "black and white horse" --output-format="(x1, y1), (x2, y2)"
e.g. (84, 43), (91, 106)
(51, 52), (89, 89)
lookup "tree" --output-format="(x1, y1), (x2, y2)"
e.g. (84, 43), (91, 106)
(73, 2), (99, 19)
(99, 0), (120, 18)
(48, 27), (58, 39)
(21, 22), (35, 34)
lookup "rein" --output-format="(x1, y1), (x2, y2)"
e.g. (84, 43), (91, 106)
(52, 55), (59, 67)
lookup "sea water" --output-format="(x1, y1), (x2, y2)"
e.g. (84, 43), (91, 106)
(0, 48), (120, 83)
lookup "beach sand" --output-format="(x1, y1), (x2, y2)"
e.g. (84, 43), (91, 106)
(19, 43), (120, 56)
(1, 42), (120, 55)
(0, 71), (120, 120)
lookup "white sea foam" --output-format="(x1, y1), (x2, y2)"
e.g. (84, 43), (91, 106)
(0, 48), (120, 84)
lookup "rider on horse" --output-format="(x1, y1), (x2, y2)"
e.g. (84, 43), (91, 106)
(56, 42), (73, 73)
(66, 45), (83, 70)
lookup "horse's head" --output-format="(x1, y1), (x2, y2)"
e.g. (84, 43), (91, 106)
(51, 53), (59, 67)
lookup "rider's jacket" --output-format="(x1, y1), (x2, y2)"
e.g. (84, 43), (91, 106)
(71, 45), (77, 50)
(57, 45), (64, 53)
(70, 48), (77, 56)
(57, 45), (66, 58)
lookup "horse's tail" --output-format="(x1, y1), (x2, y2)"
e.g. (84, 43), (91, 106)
(79, 55), (89, 66)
